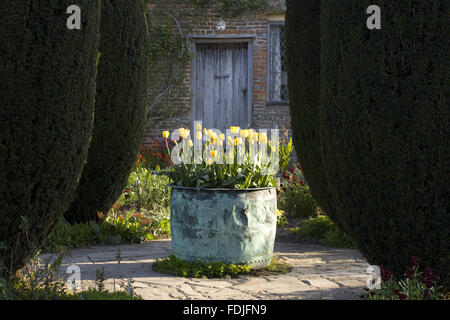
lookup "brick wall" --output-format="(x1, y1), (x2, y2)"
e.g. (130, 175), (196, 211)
(144, 0), (292, 145)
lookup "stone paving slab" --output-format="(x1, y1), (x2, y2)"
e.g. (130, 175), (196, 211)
(43, 240), (370, 300)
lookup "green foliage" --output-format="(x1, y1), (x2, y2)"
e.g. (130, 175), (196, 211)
(1, 250), (67, 300)
(163, 162), (277, 190)
(153, 255), (252, 279)
(316, 0), (449, 287)
(115, 164), (171, 238)
(278, 136), (293, 172)
(255, 256), (293, 276)
(121, 165), (171, 212)
(365, 258), (446, 300)
(190, 0), (268, 17)
(156, 219), (171, 237)
(41, 219), (97, 253)
(277, 165), (319, 219)
(152, 255), (292, 279)
(290, 215), (355, 249)
(42, 213), (157, 253)
(98, 212), (155, 244)
(0, 0), (101, 277)
(0, 250), (141, 300)
(276, 209), (287, 228)
(152, 255), (292, 278)
(68, 288), (143, 300)
(65, 0), (149, 224)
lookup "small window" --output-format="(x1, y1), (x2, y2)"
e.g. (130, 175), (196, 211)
(268, 22), (289, 104)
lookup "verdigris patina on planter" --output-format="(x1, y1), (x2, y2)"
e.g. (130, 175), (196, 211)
(170, 186), (277, 269)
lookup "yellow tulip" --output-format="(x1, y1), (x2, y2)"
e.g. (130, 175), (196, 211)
(179, 128), (185, 136)
(196, 123), (202, 131)
(162, 131), (170, 139)
(252, 132), (259, 141)
(240, 129), (248, 138)
(207, 129), (213, 137)
(259, 132), (267, 144)
(230, 126), (240, 135)
(271, 145), (276, 153)
(233, 137), (242, 146)
(203, 128), (207, 135)
(188, 139), (193, 147)
(219, 133), (225, 141)
(196, 131), (202, 140)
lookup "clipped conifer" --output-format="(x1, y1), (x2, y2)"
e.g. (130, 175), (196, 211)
(0, 1), (101, 276)
(285, 0), (344, 231)
(317, 0), (449, 285)
(65, 0), (149, 224)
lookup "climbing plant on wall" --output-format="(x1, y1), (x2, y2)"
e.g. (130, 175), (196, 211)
(146, 0), (276, 123)
(190, 0), (269, 17)
(147, 9), (193, 120)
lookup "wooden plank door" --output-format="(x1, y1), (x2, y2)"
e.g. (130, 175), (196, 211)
(193, 43), (250, 132)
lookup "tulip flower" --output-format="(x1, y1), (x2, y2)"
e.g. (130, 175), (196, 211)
(259, 132), (267, 144)
(240, 129), (248, 138)
(230, 126), (240, 135)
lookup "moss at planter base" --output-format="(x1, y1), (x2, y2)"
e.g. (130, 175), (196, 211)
(152, 255), (292, 279)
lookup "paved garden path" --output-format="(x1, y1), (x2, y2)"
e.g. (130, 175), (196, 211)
(49, 240), (371, 300)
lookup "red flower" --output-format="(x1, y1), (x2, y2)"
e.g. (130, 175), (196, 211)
(405, 266), (415, 279)
(408, 256), (419, 268)
(420, 267), (440, 288)
(380, 265), (393, 281)
(300, 180), (305, 186)
(289, 167), (295, 174)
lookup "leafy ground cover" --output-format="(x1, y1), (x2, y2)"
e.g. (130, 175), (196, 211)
(152, 255), (292, 279)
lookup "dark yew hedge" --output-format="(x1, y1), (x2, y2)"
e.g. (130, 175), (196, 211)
(285, 0), (344, 231)
(0, 1), (101, 276)
(301, 0), (448, 286)
(65, 0), (149, 224)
